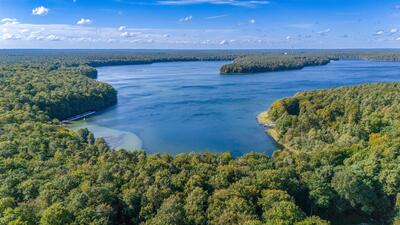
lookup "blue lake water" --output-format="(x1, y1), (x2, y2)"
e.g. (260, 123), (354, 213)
(70, 60), (400, 156)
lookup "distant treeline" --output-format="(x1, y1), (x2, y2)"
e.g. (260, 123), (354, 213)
(0, 49), (254, 67)
(3, 49), (400, 75)
(220, 50), (400, 74)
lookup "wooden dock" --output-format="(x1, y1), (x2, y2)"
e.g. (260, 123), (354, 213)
(62, 111), (96, 124)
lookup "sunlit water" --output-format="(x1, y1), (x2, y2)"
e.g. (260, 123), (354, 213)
(69, 60), (400, 156)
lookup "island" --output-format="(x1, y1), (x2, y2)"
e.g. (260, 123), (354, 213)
(220, 54), (333, 74)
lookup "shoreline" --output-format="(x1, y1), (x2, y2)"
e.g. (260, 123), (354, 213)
(257, 111), (290, 152)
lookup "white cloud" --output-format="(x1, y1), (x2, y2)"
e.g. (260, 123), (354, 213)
(201, 39), (211, 44)
(286, 35), (291, 40)
(118, 26), (126, 31)
(205, 14), (229, 20)
(46, 34), (63, 41)
(1, 18), (19, 25)
(396, 37), (400, 41)
(375, 30), (384, 36)
(317, 28), (331, 36)
(390, 28), (398, 34)
(19, 29), (30, 34)
(4, 19), (380, 49)
(77, 18), (92, 25)
(32, 6), (49, 16)
(121, 31), (141, 38)
(1, 33), (19, 40)
(26, 32), (40, 41)
(179, 15), (193, 22)
(219, 40), (228, 45)
(249, 19), (256, 24)
(158, 0), (270, 7)
(0, 20), (241, 48)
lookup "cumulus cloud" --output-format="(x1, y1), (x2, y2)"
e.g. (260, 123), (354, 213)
(1, 33), (19, 40)
(1, 18), (19, 25)
(158, 0), (270, 7)
(77, 18), (92, 25)
(249, 19), (256, 24)
(118, 26), (126, 31)
(32, 6), (49, 16)
(179, 15), (193, 22)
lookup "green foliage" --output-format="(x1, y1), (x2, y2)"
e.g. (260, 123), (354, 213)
(266, 82), (400, 223)
(184, 187), (208, 225)
(258, 189), (293, 211)
(40, 203), (73, 225)
(0, 64), (116, 120)
(1, 50), (400, 224)
(146, 195), (185, 225)
(295, 216), (330, 225)
(262, 201), (305, 225)
(220, 54), (332, 74)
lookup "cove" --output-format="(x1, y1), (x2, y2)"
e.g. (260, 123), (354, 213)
(69, 60), (400, 156)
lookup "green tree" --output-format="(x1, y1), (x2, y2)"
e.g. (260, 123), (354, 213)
(40, 203), (73, 225)
(147, 195), (185, 225)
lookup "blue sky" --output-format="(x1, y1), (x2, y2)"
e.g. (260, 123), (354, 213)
(0, 0), (400, 49)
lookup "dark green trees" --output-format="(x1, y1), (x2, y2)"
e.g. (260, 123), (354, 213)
(220, 55), (331, 74)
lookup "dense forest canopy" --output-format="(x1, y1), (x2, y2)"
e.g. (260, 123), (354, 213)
(0, 50), (399, 225)
(262, 82), (400, 224)
(220, 55), (333, 74)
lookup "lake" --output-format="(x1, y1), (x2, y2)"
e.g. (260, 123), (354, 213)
(69, 60), (400, 156)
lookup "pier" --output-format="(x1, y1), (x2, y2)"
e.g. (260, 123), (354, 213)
(62, 111), (96, 124)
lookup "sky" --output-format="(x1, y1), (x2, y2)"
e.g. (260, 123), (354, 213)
(0, 0), (400, 49)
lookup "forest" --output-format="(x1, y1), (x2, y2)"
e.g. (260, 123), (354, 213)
(0, 50), (399, 225)
(219, 55), (333, 74)
(263, 82), (400, 224)
(219, 50), (400, 74)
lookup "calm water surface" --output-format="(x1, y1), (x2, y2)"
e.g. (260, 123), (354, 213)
(70, 60), (400, 156)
